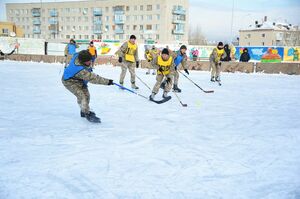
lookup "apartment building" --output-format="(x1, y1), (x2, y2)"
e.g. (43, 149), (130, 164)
(6, 0), (189, 44)
(239, 16), (300, 46)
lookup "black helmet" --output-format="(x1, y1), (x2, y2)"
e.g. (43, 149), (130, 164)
(78, 50), (92, 63)
(217, 42), (224, 46)
(162, 48), (169, 55)
(180, 45), (187, 50)
(130, 35), (136, 40)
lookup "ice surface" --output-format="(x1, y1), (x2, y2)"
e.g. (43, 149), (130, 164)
(0, 61), (300, 199)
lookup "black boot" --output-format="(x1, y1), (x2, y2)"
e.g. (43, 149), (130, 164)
(173, 84), (182, 93)
(85, 112), (101, 123)
(162, 91), (169, 99)
(81, 111), (95, 117)
(210, 76), (215, 82)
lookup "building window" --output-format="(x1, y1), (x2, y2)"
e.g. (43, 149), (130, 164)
(84, 17), (88, 22)
(67, 26), (70, 30)
(146, 25), (152, 30)
(83, 8), (88, 14)
(262, 42), (265, 46)
(66, 17), (70, 22)
(119, 34), (124, 40)
(147, 15), (152, 20)
(85, 35), (89, 39)
(126, 16), (130, 21)
(156, 14), (160, 20)
(262, 33), (265, 38)
(140, 5), (143, 11)
(140, 25), (143, 30)
(147, 5), (152, 11)
(105, 7), (109, 12)
(247, 34), (251, 38)
(105, 16), (109, 21)
(66, 35), (70, 39)
(78, 26), (82, 31)
(126, 25), (130, 30)
(156, 34), (159, 40)
(140, 15), (144, 21)
(105, 25), (109, 31)
(85, 26), (89, 30)
(2, 29), (9, 34)
(134, 6), (137, 11)
(78, 17), (81, 22)
(126, 6), (130, 11)
(133, 25), (137, 31)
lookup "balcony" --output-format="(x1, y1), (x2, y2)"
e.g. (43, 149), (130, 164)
(115, 29), (124, 34)
(94, 19), (102, 24)
(93, 9), (102, 16)
(172, 18), (185, 24)
(49, 19), (58, 25)
(94, 29), (102, 34)
(172, 8), (186, 15)
(50, 10), (58, 17)
(33, 29), (41, 34)
(114, 18), (125, 24)
(172, 29), (185, 35)
(33, 19), (41, 25)
(32, 10), (41, 17)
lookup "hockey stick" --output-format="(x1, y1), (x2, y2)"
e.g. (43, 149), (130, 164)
(173, 91), (187, 107)
(136, 74), (152, 91)
(178, 70), (214, 93)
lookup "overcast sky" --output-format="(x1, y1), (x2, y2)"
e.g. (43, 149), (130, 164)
(1, 0), (300, 42)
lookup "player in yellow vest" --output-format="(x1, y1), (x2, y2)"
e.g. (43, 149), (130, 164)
(145, 45), (159, 75)
(150, 48), (175, 100)
(117, 35), (139, 89)
(209, 42), (226, 82)
(88, 41), (97, 68)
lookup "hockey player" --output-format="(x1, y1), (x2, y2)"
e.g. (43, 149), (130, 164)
(145, 45), (159, 75)
(62, 50), (114, 123)
(64, 38), (79, 67)
(209, 42), (226, 82)
(160, 45), (189, 93)
(88, 41), (97, 67)
(117, 35), (139, 89)
(0, 46), (17, 61)
(150, 48), (175, 100)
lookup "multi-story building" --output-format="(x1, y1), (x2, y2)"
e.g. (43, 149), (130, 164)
(0, 21), (24, 37)
(6, 0), (189, 44)
(239, 16), (300, 46)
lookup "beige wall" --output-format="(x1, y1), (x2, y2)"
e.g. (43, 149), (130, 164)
(6, 0), (188, 44)
(0, 21), (24, 37)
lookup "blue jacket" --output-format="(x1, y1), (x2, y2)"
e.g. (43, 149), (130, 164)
(174, 53), (184, 69)
(63, 53), (92, 86)
(67, 43), (77, 55)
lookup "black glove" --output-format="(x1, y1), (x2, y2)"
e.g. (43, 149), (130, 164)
(118, 57), (122, 63)
(136, 61), (139, 68)
(64, 55), (67, 57)
(148, 60), (151, 62)
(184, 69), (189, 75)
(166, 77), (171, 84)
(158, 67), (163, 73)
(218, 62), (222, 66)
(108, 79), (114, 85)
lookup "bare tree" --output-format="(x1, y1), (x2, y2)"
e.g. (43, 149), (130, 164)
(188, 24), (207, 45)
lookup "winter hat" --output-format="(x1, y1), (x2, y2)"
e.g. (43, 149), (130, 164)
(161, 48), (169, 55)
(90, 41), (94, 44)
(217, 42), (224, 46)
(130, 35), (136, 40)
(78, 50), (92, 63)
(180, 45), (187, 50)
(70, 38), (76, 43)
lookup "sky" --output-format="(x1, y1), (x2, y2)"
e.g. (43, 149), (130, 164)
(1, 0), (300, 41)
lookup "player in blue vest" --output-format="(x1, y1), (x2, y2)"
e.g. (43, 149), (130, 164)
(64, 39), (79, 67)
(161, 45), (189, 93)
(62, 50), (114, 123)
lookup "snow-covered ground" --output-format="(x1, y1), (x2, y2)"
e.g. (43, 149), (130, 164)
(0, 61), (300, 199)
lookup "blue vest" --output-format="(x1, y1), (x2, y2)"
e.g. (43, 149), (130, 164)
(174, 53), (184, 69)
(67, 43), (76, 55)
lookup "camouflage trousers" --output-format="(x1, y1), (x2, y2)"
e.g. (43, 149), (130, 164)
(119, 61), (136, 84)
(152, 73), (173, 94)
(210, 61), (221, 78)
(62, 79), (90, 114)
(173, 70), (180, 85)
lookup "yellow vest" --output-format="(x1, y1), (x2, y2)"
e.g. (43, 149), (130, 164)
(145, 51), (153, 61)
(157, 56), (173, 75)
(216, 48), (224, 59)
(125, 41), (137, 62)
(88, 46), (96, 56)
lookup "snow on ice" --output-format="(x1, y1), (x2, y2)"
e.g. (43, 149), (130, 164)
(0, 61), (300, 199)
